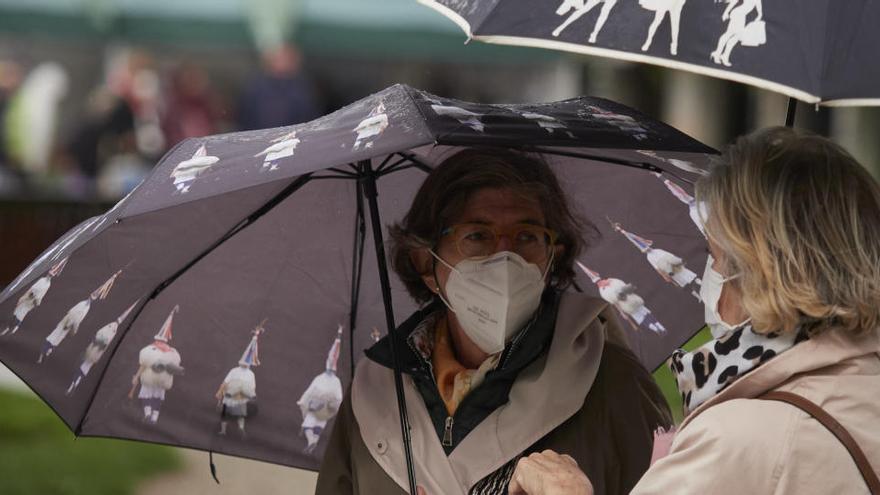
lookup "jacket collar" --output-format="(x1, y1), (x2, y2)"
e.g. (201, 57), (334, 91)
(351, 291), (611, 494)
(681, 326), (880, 429)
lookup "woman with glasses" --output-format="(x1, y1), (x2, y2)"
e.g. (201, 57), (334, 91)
(315, 148), (672, 495)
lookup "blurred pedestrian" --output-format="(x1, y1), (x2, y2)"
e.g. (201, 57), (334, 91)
(237, 43), (322, 131)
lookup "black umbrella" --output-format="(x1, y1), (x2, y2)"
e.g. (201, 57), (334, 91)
(0, 84), (715, 492)
(419, 0), (880, 124)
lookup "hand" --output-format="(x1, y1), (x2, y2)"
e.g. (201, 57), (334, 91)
(508, 450), (593, 495)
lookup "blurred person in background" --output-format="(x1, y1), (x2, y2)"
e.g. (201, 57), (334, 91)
(64, 48), (162, 199)
(3, 61), (69, 178)
(0, 58), (24, 194)
(161, 62), (226, 146)
(237, 43), (322, 131)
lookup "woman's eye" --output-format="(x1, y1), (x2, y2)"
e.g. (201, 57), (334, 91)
(516, 232), (538, 243)
(464, 232), (490, 242)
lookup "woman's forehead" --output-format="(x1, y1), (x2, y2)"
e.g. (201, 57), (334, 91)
(453, 187), (545, 225)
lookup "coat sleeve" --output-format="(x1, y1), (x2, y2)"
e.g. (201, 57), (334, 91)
(315, 387), (355, 495)
(630, 398), (794, 494)
(602, 342), (674, 495)
(594, 305), (674, 495)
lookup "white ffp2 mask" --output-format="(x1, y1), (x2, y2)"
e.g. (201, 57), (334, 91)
(700, 254), (749, 337)
(431, 250), (549, 355)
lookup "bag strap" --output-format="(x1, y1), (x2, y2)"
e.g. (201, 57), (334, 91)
(760, 391), (880, 494)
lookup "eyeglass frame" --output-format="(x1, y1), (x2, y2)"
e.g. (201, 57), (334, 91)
(435, 222), (560, 264)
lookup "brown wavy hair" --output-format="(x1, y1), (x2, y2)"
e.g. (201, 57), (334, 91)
(389, 148), (597, 305)
(697, 127), (880, 335)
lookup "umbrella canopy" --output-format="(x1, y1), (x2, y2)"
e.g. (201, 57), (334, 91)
(418, 0), (880, 106)
(0, 84), (715, 474)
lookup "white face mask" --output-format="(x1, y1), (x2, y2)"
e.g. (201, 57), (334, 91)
(431, 250), (550, 355)
(700, 254), (749, 338)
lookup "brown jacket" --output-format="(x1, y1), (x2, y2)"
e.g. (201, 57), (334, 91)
(316, 292), (671, 494)
(633, 326), (880, 494)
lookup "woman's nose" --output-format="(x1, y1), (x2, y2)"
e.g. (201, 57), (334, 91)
(494, 235), (513, 253)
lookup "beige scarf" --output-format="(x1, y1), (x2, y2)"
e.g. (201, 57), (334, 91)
(431, 316), (500, 415)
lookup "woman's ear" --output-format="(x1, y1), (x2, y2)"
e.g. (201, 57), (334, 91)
(410, 248), (438, 293)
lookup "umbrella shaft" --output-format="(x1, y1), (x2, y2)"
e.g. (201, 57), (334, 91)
(360, 160), (419, 494)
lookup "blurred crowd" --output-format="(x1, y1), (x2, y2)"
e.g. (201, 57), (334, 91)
(0, 43), (323, 201)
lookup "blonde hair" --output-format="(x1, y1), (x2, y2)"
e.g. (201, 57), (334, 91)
(697, 127), (880, 335)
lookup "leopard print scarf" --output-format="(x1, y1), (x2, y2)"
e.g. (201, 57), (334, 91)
(670, 324), (809, 414)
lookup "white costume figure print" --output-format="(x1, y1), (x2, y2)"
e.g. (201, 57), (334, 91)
(353, 102), (389, 150)
(170, 144), (220, 194)
(255, 131), (300, 171)
(711, 0), (765, 67)
(67, 301), (139, 395)
(38, 269), (122, 364)
(639, 0), (687, 55)
(585, 106), (648, 140)
(370, 326), (381, 343)
(129, 305), (184, 425)
(215, 321), (265, 437)
(655, 174), (707, 238)
(430, 104), (485, 133)
(297, 324), (344, 454)
(517, 111), (575, 138)
(552, 0), (619, 44)
(577, 262), (667, 334)
(1, 257), (67, 337)
(4, 216), (100, 297)
(635, 150), (708, 176)
(611, 221), (702, 300)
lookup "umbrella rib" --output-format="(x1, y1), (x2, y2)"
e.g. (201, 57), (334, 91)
(392, 152), (434, 174)
(376, 155), (410, 175)
(374, 154), (398, 174)
(73, 173), (314, 436)
(327, 167), (359, 177)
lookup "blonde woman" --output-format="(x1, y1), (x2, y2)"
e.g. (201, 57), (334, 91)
(508, 127), (880, 494)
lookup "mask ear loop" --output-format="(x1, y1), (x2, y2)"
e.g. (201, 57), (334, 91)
(429, 249), (456, 313)
(541, 248), (556, 282)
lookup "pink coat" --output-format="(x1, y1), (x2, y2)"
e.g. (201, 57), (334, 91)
(634, 326), (880, 494)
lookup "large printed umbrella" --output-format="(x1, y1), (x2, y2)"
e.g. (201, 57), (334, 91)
(418, 0), (880, 112)
(0, 84), (714, 491)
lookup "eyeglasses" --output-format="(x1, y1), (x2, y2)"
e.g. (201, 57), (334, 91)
(439, 223), (558, 264)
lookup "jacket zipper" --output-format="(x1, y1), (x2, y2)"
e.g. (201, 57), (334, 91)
(442, 416), (454, 447)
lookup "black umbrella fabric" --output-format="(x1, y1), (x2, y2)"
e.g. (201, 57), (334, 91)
(0, 84), (715, 478)
(418, 0), (880, 106)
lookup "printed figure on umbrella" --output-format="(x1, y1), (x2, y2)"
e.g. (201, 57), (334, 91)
(577, 261), (667, 334)
(511, 109), (576, 138)
(297, 324), (344, 454)
(429, 102), (485, 133)
(353, 102), (389, 150)
(255, 130), (300, 172)
(215, 320), (265, 437)
(610, 220), (702, 300)
(711, 0), (765, 67)
(654, 174), (707, 238)
(1, 257), (67, 337)
(639, 0), (687, 55)
(67, 300), (139, 395)
(129, 305), (184, 425)
(552, 0), (619, 44)
(635, 149), (707, 176)
(584, 105), (649, 140)
(38, 269), (122, 364)
(171, 143), (220, 194)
